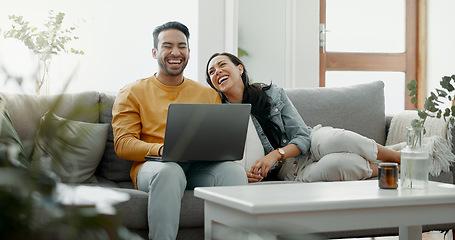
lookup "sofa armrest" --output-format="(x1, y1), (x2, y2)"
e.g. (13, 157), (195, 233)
(385, 115), (393, 137)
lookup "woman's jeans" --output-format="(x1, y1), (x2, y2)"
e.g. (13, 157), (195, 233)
(283, 125), (378, 182)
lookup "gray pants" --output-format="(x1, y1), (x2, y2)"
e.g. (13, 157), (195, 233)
(280, 125), (377, 182)
(137, 160), (247, 240)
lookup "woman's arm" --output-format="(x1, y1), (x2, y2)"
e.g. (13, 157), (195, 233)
(250, 85), (311, 177)
(250, 143), (301, 178)
(275, 86), (312, 156)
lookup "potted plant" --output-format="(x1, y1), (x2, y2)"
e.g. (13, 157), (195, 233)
(1, 10), (84, 95)
(403, 75), (455, 188)
(407, 75), (455, 129)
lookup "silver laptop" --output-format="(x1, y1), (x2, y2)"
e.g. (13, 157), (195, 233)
(145, 103), (251, 162)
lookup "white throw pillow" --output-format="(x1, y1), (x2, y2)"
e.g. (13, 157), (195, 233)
(236, 116), (265, 171)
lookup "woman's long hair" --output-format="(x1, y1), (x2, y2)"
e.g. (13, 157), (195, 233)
(206, 52), (282, 149)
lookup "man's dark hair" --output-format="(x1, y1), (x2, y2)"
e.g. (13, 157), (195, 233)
(153, 21), (190, 49)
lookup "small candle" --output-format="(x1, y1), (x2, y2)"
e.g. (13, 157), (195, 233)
(378, 163), (398, 189)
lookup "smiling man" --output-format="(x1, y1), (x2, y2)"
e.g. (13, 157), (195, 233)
(111, 21), (247, 240)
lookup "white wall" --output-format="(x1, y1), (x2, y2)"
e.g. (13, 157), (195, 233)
(197, 0), (226, 83)
(238, 0), (287, 86)
(293, 0), (320, 88)
(427, 0), (455, 102)
(0, 0), (199, 94)
(1, 0), (452, 98)
(237, 0), (319, 88)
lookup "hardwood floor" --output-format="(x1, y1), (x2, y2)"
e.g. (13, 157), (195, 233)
(331, 230), (453, 240)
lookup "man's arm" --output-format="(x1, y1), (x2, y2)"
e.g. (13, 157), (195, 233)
(112, 89), (162, 161)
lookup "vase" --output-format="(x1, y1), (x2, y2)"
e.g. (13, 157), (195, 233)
(400, 126), (430, 189)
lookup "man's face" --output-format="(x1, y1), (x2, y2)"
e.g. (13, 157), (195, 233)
(152, 29), (190, 77)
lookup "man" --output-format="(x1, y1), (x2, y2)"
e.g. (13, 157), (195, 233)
(112, 21), (247, 240)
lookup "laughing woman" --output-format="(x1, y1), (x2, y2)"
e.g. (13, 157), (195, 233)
(206, 52), (401, 183)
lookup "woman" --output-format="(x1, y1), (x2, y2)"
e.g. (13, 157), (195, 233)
(206, 52), (401, 183)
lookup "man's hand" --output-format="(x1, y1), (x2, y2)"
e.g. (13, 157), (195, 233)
(158, 145), (164, 156)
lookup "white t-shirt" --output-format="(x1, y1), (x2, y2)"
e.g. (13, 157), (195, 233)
(236, 116), (265, 171)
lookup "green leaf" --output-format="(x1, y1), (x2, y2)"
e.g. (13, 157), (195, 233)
(417, 109), (427, 118)
(424, 99), (433, 110)
(436, 88), (448, 97)
(441, 76), (455, 92)
(406, 80), (417, 97)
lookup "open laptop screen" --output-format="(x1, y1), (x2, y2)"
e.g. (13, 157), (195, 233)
(146, 103), (251, 162)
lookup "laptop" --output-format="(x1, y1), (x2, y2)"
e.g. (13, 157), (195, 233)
(145, 103), (251, 162)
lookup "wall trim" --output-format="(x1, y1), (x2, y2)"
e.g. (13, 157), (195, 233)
(225, 0), (238, 55)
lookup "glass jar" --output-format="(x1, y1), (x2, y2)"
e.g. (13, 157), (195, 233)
(400, 126), (429, 189)
(378, 162), (398, 189)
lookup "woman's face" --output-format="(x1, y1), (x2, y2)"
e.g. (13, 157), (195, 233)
(207, 55), (244, 95)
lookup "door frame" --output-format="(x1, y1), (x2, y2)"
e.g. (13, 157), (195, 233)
(319, 0), (427, 110)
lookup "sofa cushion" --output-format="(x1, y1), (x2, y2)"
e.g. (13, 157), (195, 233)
(31, 112), (108, 183)
(97, 93), (133, 182)
(114, 189), (204, 229)
(0, 92), (101, 157)
(284, 81), (386, 145)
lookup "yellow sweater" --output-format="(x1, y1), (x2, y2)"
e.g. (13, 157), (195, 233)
(112, 75), (221, 188)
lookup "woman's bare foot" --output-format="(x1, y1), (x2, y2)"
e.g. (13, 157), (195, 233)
(377, 144), (401, 164)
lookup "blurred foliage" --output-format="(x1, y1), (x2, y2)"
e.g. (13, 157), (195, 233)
(2, 11), (84, 57)
(238, 47), (249, 58)
(0, 47), (140, 240)
(0, 142), (142, 240)
(1, 10), (84, 94)
(407, 74), (455, 131)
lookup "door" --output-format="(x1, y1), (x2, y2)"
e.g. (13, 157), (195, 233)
(320, 0), (426, 114)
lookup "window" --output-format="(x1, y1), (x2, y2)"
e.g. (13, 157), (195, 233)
(320, 0), (426, 114)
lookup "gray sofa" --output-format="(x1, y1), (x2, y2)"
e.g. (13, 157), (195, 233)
(1, 80), (454, 240)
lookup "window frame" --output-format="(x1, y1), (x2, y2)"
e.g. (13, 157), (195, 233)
(319, 0), (427, 110)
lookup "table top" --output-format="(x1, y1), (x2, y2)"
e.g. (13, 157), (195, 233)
(54, 183), (130, 214)
(194, 180), (455, 214)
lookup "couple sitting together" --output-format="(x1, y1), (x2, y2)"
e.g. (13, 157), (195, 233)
(112, 21), (400, 240)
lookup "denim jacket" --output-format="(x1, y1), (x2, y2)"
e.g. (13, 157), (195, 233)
(251, 84), (312, 159)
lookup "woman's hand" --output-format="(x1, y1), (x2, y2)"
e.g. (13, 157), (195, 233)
(246, 170), (263, 183)
(250, 152), (280, 178)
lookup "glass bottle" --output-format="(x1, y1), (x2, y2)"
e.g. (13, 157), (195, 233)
(400, 126), (429, 189)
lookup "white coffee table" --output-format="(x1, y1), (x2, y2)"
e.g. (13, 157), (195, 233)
(194, 180), (455, 240)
